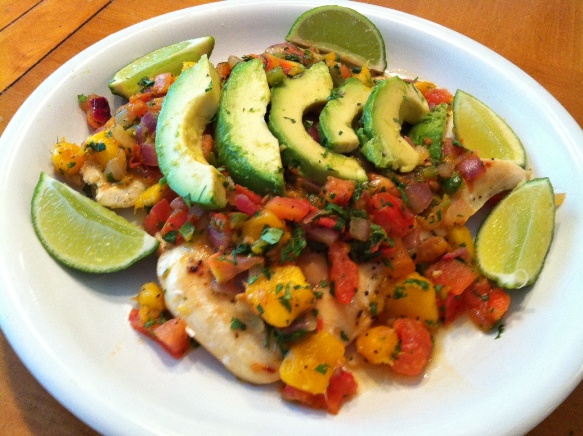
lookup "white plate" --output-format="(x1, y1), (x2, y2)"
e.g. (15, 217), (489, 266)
(1, 1), (582, 435)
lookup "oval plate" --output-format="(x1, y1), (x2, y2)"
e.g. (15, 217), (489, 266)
(1, 1), (583, 435)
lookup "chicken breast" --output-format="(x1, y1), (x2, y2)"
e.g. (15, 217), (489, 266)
(444, 158), (529, 225)
(81, 160), (149, 208)
(301, 252), (389, 342)
(158, 241), (282, 384)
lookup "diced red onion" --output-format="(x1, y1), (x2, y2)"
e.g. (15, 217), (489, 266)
(302, 224), (339, 246)
(140, 142), (158, 167)
(89, 96), (111, 125)
(442, 247), (470, 262)
(457, 154), (486, 181)
(404, 182), (433, 214)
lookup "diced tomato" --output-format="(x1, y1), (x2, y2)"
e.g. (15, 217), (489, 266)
(281, 369), (357, 414)
(423, 87), (453, 106)
(315, 215), (344, 231)
(152, 72), (175, 96)
(368, 192), (415, 238)
(328, 240), (359, 304)
(160, 209), (189, 243)
(143, 198), (172, 235)
(235, 184), (263, 204)
(424, 257), (479, 296)
(264, 196), (312, 222)
(440, 293), (466, 324)
(215, 62), (232, 82)
(235, 194), (262, 215)
(321, 176), (356, 207)
(128, 308), (190, 359)
(127, 95), (149, 121)
(463, 279), (511, 330)
(391, 318), (433, 376)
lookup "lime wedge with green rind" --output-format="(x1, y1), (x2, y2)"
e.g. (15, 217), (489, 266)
(453, 90), (527, 167)
(32, 172), (159, 273)
(286, 5), (387, 73)
(109, 36), (215, 98)
(475, 177), (555, 289)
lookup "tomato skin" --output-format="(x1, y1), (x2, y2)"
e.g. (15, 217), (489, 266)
(423, 87), (453, 106)
(281, 369), (357, 414)
(143, 198), (172, 235)
(368, 192), (415, 238)
(128, 308), (190, 359)
(160, 209), (189, 243)
(321, 176), (356, 207)
(391, 318), (433, 376)
(424, 257), (479, 296)
(265, 196), (312, 222)
(463, 279), (510, 330)
(328, 241), (359, 304)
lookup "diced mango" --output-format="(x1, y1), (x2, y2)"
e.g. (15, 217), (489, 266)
(244, 265), (315, 328)
(52, 139), (86, 176)
(279, 331), (345, 394)
(136, 282), (166, 323)
(447, 224), (475, 259)
(356, 325), (399, 365)
(384, 272), (439, 328)
(134, 183), (170, 209)
(83, 129), (121, 170)
(352, 65), (373, 87)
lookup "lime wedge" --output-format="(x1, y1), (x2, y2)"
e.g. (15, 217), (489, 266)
(286, 5), (387, 72)
(109, 36), (215, 98)
(31, 172), (159, 273)
(475, 178), (555, 289)
(453, 90), (527, 167)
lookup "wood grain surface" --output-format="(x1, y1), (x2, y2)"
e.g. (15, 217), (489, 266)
(0, 1), (581, 434)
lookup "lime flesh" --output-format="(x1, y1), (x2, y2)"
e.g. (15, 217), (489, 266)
(476, 178), (555, 289)
(31, 172), (159, 273)
(286, 5), (387, 72)
(109, 36), (215, 98)
(453, 90), (527, 167)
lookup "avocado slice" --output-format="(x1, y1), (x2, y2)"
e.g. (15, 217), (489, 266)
(215, 59), (285, 195)
(358, 76), (429, 172)
(155, 55), (226, 209)
(409, 103), (449, 161)
(268, 62), (367, 183)
(319, 78), (372, 154)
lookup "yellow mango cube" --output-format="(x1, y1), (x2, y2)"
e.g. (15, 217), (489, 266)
(244, 265), (315, 328)
(279, 331), (345, 394)
(356, 325), (399, 365)
(384, 272), (439, 328)
(83, 129), (121, 170)
(447, 224), (476, 259)
(134, 183), (170, 209)
(51, 139), (86, 176)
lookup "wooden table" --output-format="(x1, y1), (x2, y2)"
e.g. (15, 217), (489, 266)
(1, 0), (581, 434)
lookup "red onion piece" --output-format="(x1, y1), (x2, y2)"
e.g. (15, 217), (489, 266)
(89, 96), (111, 126)
(139, 142), (158, 167)
(303, 224), (339, 246)
(404, 182), (434, 214)
(457, 154), (486, 181)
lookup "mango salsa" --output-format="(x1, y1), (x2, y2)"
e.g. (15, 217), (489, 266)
(279, 331), (345, 394)
(243, 265), (315, 328)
